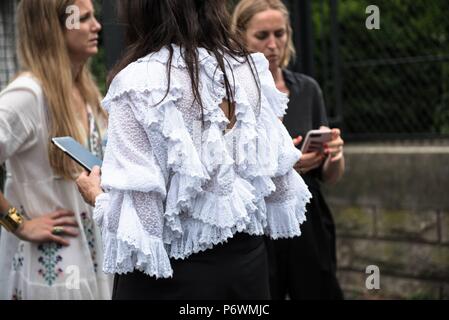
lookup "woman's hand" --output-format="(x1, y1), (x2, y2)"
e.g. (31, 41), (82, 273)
(76, 166), (104, 207)
(14, 209), (79, 247)
(293, 136), (326, 175)
(323, 128), (344, 162)
(322, 127), (345, 184)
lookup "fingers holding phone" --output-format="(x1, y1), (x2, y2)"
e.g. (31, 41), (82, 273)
(293, 136), (303, 146)
(76, 166), (103, 206)
(324, 128), (344, 162)
(300, 129), (332, 154)
(294, 127), (344, 174)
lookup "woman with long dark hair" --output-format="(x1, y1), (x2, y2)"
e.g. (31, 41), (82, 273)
(77, 0), (311, 300)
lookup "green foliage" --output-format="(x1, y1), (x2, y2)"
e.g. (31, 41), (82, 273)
(89, 1), (449, 137)
(312, 0), (449, 137)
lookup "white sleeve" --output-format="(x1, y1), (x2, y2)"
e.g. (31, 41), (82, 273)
(252, 53), (289, 118)
(93, 94), (172, 278)
(0, 88), (38, 163)
(248, 53), (313, 239)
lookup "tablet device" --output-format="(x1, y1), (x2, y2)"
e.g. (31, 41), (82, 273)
(51, 136), (102, 172)
(300, 129), (333, 153)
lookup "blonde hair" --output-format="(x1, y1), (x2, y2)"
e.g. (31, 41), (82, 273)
(232, 0), (296, 68)
(17, 0), (106, 179)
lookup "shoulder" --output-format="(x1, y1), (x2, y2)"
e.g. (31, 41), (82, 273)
(228, 52), (270, 77)
(284, 69), (322, 93)
(109, 56), (168, 93)
(1, 73), (42, 99)
(0, 74), (41, 112)
(248, 52), (270, 76)
(104, 52), (174, 109)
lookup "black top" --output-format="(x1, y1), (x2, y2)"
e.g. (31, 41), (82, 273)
(282, 69), (329, 140)
(282, 69), (329, 189)
(265, 69), (343, 300)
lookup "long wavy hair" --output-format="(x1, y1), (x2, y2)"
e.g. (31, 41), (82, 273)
(232, 0), (296, 68)
(17, 0), (106, 179)
(109, 0), (260, 119)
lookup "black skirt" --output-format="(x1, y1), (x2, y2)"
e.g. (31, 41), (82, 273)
(265, 179), (344, 300)
(112, 233), (270, 300)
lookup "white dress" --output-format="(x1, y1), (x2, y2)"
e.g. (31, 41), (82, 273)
(0, 75), (112, 300)
(94, 46), (313, 278)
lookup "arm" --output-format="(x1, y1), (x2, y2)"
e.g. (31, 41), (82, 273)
(0, 88), (78, 246)
(0, 192), (9, 217)
(76, 90), (170, 276)
(303, 77), (345, 183)
(291, 81), (330, 175)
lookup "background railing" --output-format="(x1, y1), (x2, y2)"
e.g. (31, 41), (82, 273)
(286, 0), (449, 141)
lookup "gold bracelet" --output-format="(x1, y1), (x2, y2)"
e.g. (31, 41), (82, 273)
(0, 207), (24, 233)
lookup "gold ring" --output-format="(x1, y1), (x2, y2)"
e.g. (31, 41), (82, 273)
(52, 226), (65, 235)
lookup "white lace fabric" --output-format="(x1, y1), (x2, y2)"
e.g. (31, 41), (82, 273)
(95, 45), (312, 278)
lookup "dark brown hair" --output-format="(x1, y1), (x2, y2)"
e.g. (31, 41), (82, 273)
(108, 0), (260, 118)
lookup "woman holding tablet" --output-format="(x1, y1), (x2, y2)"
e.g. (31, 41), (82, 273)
(0, 0), (110, 299)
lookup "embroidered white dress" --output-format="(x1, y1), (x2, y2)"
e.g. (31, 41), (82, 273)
(0, 75), (112, 300)
(95, 46), (313, 278)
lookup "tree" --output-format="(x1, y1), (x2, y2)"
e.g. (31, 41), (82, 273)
(312, 0), (449, 137)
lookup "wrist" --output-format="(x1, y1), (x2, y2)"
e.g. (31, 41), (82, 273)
(0, 207), (25, 233)
(91, 188), (104, 206)
(0, 200), (10, 219)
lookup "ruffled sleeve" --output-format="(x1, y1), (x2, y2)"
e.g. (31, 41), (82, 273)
(251, 53), (290, 118)
(94, 83), (172, 278)
(248, 53), (313, 239)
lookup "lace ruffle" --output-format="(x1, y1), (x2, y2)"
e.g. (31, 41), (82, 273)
(95, 193), (173, 278)
(252, 53), (290, 118)
(190, 176), (256, 228)
(96, 45), (312, 278)
(137, 86), (211, 239)
(265, 171), (312, 239)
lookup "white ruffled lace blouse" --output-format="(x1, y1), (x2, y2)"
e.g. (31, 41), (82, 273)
(94, 45), (312, 278)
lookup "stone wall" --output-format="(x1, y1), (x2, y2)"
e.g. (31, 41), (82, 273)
(323, 142), (449, 299)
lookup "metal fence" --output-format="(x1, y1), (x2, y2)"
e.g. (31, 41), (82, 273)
(0, 0), (18, 191)
(287, 0), (449, 141)
(0, 0), (17, 90)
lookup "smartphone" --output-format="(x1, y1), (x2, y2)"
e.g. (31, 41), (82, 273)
(300, 129), (333, 153)
(51, 136), (102, 172)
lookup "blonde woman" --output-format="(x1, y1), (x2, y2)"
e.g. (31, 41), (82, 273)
(0, 0), (110, 299)
(233, 0), (345, 300)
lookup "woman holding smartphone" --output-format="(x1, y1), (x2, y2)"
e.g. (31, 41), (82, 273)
(233, 0), (345, 300)
(0, 0), (110, 299)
